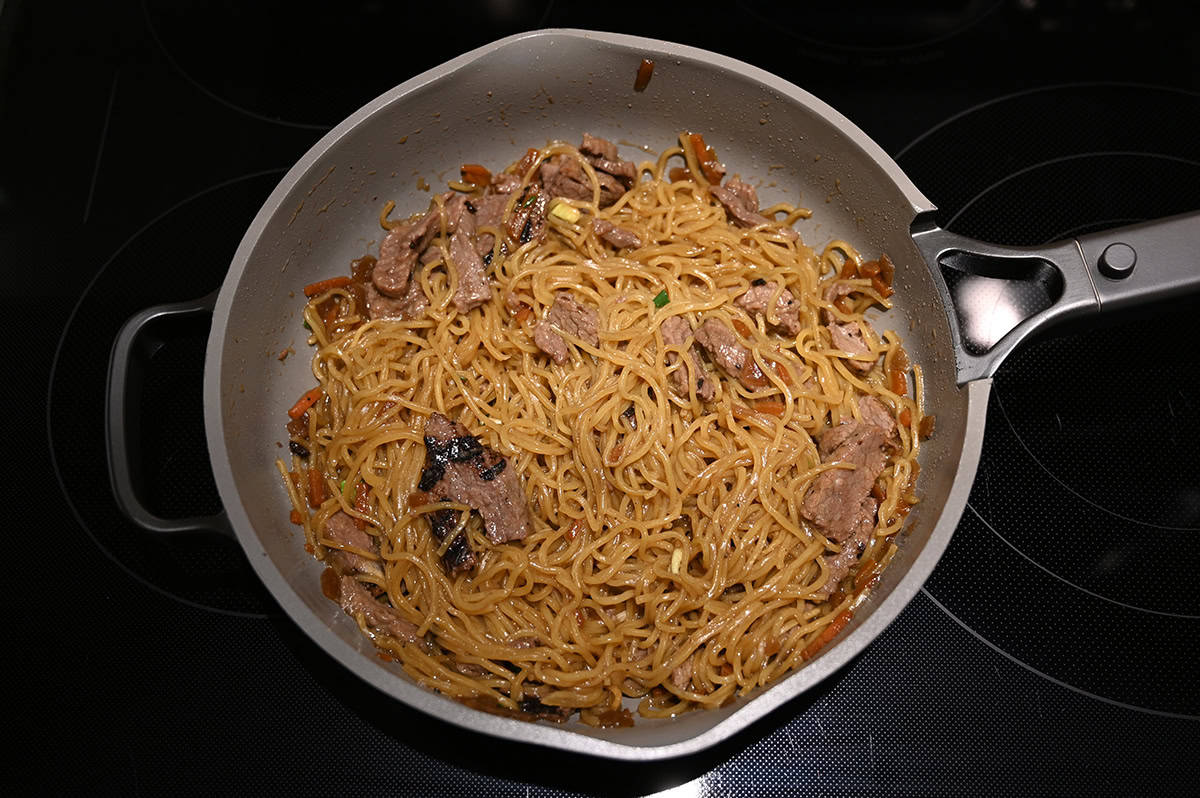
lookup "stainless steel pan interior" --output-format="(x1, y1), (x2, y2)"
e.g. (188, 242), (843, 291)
(179, 29), (1197, 759)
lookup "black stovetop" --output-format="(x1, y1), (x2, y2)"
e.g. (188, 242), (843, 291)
(10, 1), (1200, 795)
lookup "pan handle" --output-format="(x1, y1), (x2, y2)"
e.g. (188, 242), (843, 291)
(911, 210), (1200, 384)
(105, 291), (233, 539)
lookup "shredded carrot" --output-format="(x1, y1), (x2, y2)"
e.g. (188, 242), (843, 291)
(515, 304), (532, 324)
(858, 259), (881, 278)
(889, 366), (907, 396)
(688, 133), (724, 184)
(731, 318), (753, 338)
(802, 609), (854, 660)
(633, 58), (655, 92)
(289, 509), (304, 525)
(774, 360), (792, 385)
(854, 561), (880, 592)
(918, 414), (936, 440)
(303, 276), (352, 297)
(354, 481), (370, 530)
(839, 257), (858, 279)
(319, 298), (339, 329)
(871, 274), (893, 298)
(515, 147), (540, 176)
(307, 467), (324, 509)
(756, 399), (787, 417)
(899, 407), (912, 427)
(287, 387), (323, 419)
(668, 166), (691, 182)
(460, 163), (491, 186)
(738, 359), (770, 389)
(878, 253), (895, 287)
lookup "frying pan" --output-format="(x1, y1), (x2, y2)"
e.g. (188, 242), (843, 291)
(106, 30), (1200, 759)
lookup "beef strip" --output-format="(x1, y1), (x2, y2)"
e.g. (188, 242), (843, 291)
(670, 654), (694, 690)
(505, 184), (549, 249)
(812, 496), (878, 599)
(336, 575), (423, 644)
(441, 192), (473, 236)
(735, 282), (801, 336)
(801, 419), (891, 543)
(420, 413), (532, 544)
(539, 155), (595, 202)
(593, 219), (643, 249)
(693, 318), (768, 386)
(427, 505), (477, 573)
(533, 293), (600, 364)
(829, 320), (877, 374)
(491, 171), (522, 194)
(710, 176), (799, 241)
(660, 316), (715, 401)
(365, 278), (428, 321)
(447, 229), (491, 312)
(579, 133), (638, 187)
(857, 395), (897, 440)
(372, 208), (439, 298)
(540, 154), (627, 206)
(471, 193), (510, 256)
(323, 511), (382, 578)
(709, 176), (770, 229)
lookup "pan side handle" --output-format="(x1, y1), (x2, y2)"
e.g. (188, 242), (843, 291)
(106, 291), (233, 539)
(911, 210), (1200, 384)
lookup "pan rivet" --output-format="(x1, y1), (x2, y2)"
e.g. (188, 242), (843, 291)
(1098, 242), (1136, 279)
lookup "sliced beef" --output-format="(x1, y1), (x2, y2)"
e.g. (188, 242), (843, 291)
(471, 193), (510, 257)
(580, 132), (621, 162)
(322, 511), (382, 578)
(735, 282), (801, 336)
(365, 279), (428, 321)
(428, 506), (477, 573)
(473, 193), (510, 229)
(857, 395), (896, 439)
(491, 171), (522, 194)
(812, 496), (878, 599)
(710, 176), (799, 241)
(579, 133), (638, 187)
(829, 320), (877, 374)
(593, 219), (643, 249)
(540, 154), (627, 206)
(670, 654), (694, 690)
(660, 316), (715, 401)
(710, 176), (770, 229)
(337, 575), (422, 644)
(373, 209), (438, 298)
(441, 192), (473, 236)
(539, 155), (595, 202)
(420, 413), (532, 544)
(447, 229), (491, 312)
(801, 421), (890, 542)
(533, 293), (600, 364)
(693, 318), (768, 387)
(505, 184), (549, 249)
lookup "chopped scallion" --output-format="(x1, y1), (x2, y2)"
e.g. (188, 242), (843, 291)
(653, 290), (669, 308)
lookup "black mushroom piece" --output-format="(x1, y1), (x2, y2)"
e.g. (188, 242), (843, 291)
(419, 413), (533, 554)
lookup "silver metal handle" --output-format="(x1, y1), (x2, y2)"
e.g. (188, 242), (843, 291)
(912, 210), (1200, 384)
(105, 291), (233, 538)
